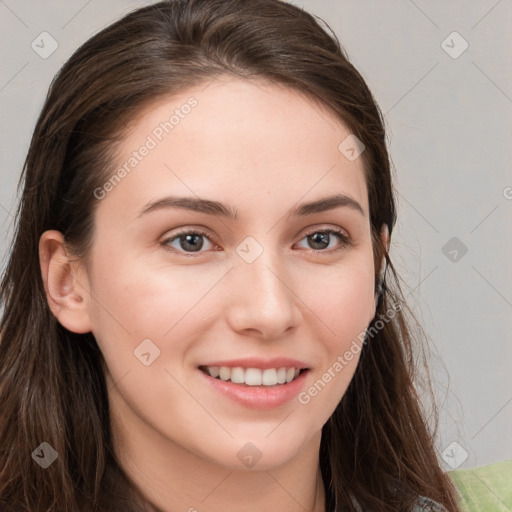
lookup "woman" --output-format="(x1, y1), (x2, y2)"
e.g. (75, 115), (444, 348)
(0, 0), (462, 511)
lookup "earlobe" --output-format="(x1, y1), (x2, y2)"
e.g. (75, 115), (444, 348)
(39, 230), (92, 334)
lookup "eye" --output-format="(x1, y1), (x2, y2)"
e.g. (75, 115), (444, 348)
(161, 228), (219, 255)
(161, 226), (352, 257)
(296, 228), (352, 252)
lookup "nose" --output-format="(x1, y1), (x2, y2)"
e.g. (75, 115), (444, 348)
(225, 249), (303, 340)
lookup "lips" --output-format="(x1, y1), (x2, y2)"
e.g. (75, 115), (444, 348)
(197, 364), (310, 409)
(196, 357), (310, 408)
(198, 357), (309, 371)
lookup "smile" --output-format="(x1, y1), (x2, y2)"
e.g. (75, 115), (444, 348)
(199, 365), (307, 387)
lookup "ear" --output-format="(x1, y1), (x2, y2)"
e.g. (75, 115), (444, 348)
(39, 230), (92, 333)
(379, 223), (390, 272)
(373, 224), (390, 312)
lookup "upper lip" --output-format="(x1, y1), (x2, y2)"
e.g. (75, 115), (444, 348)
(198, 357), (309, 370)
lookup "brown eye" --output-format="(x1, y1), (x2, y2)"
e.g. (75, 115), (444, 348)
(162, 229), (219, 255)
(297, 228), (351, 252)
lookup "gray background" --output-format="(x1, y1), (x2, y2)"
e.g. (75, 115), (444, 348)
(1, 0), (510, 471)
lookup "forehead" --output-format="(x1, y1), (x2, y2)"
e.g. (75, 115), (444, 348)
(101, 75), (369, 221)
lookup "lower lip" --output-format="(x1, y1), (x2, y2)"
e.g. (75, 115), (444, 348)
(198, 368), (310, 410)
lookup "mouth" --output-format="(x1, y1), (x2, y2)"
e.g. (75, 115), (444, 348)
(198, 365), (308, 387)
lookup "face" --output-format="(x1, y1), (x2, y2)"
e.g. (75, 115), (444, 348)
(78, 76), (379, 471)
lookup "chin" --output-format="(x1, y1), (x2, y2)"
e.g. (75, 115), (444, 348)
(196, 432), (314, 472)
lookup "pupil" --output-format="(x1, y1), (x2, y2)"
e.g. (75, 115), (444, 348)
(182, 234), (203, 252)
(310, 232), (329, 249)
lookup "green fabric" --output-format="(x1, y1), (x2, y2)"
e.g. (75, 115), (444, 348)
(448, 460), (512, 512)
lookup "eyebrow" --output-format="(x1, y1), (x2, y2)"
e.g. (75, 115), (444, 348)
(137, 193), (365, 220)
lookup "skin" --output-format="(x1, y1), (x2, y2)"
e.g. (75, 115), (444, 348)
(39, 75), (388, 512)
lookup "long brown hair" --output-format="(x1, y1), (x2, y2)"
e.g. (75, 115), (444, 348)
(0, 1), (461, 510)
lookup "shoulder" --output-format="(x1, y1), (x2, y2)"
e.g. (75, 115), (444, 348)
(411, 494), (450, 512)
(348, 492), (450, 512)
(385, 477), (451, 512)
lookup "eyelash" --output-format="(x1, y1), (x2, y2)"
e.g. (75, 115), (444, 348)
(161, 227), (352, 257)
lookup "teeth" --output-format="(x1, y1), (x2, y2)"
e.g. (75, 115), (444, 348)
(245, 368), (262, 385)
(219, 367), (230, 381)
(262, 369), (277, 386)
(202, 366), (305, 386)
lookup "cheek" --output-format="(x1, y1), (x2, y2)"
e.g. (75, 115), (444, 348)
(305, 254), (376, 345)
(85, 247), (217, 368)
(293, 264), (374, 436)
(300, 253), (375, 389)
